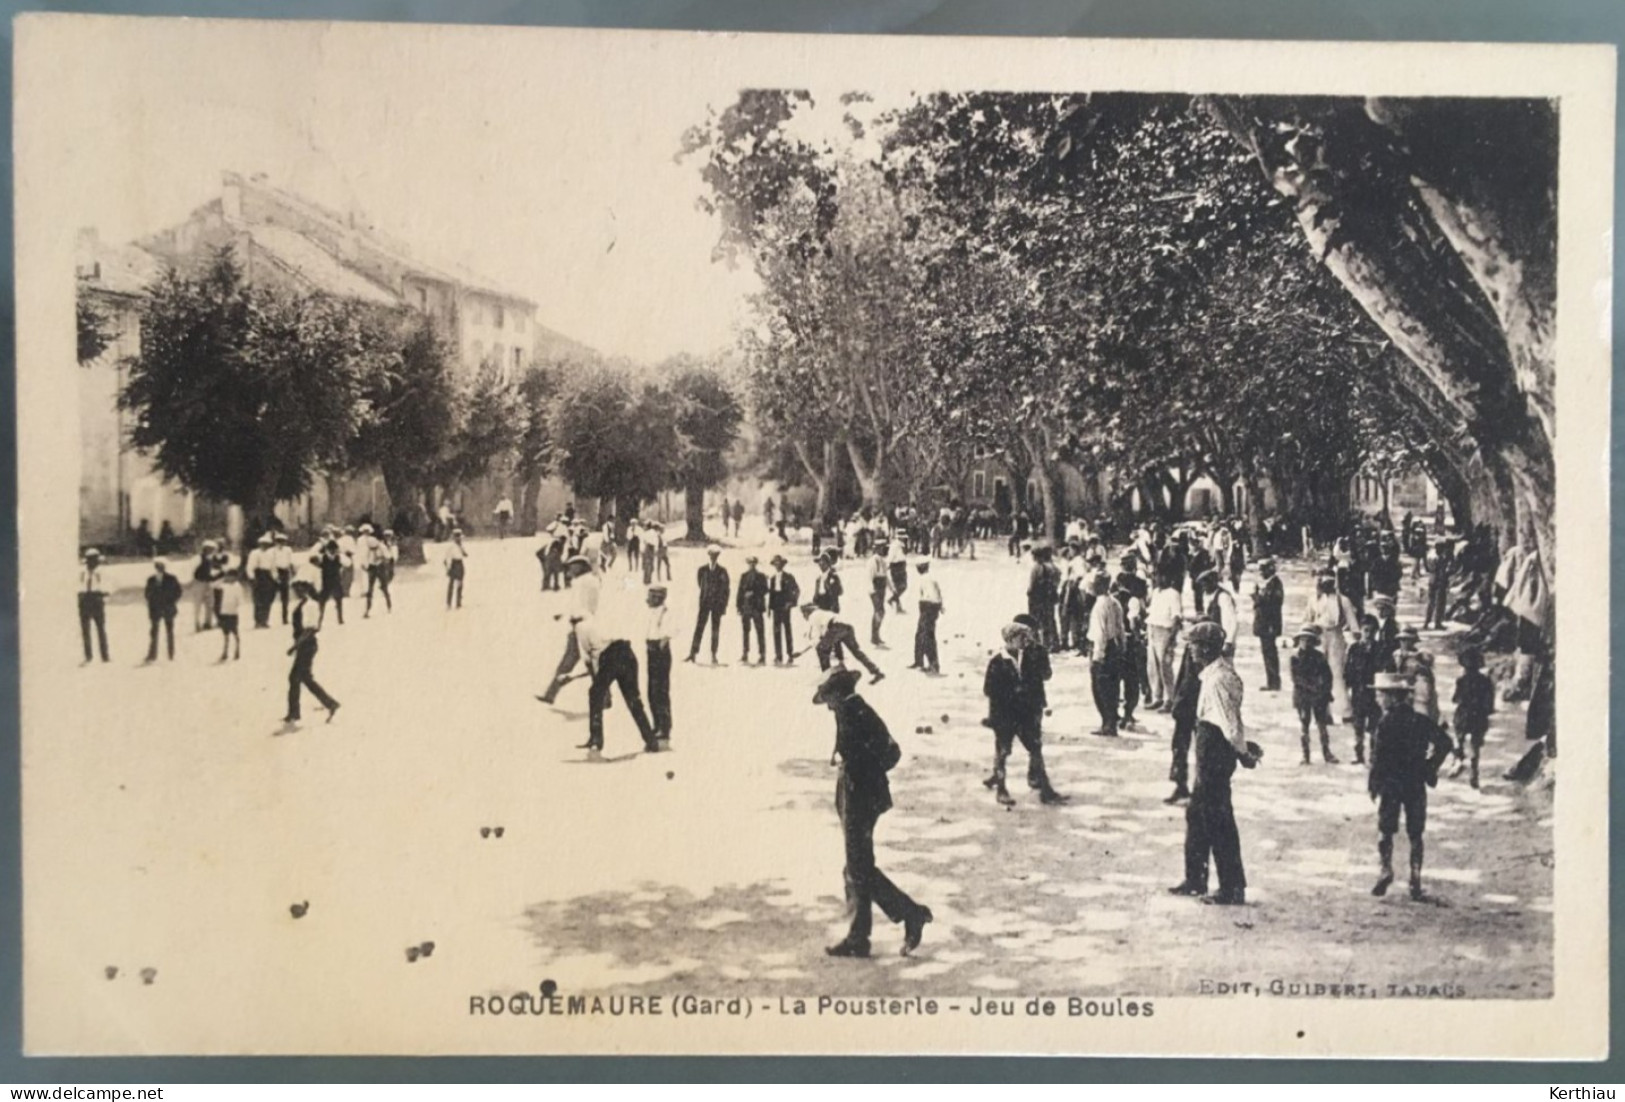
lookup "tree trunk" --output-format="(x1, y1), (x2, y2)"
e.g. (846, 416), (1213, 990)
(1033, 461), (1060, 542)
(1217, 475), (1237, 517)
(1204, 95), (1554, 589)
(845, 438), (887, 509)
(1241, 468), (1266, 547)
(684, 479), (707, 542)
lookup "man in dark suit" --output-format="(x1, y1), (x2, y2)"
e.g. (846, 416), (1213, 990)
(766, 554), (801, 665)
(982, 621), (1066, 807)
(685, 544), (731, 664)
(1251, 557), (1284, 691)
(736, 555), (769, 665)
(812, 549), (843, 613)
(142, 559), (183, 663)
(815, 668), (931, 959)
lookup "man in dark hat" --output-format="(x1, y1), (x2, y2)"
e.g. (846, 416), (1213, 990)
(815, 667), (932, 958)
(1343, 614), (1383, 765)
(686, 544), (731, 665)
(143, 559), (183, 663)
(1169, 620), (1259, 906)
(1026, 541), (1062, 651)
(736, 554), (769, 665)
(1251, 557), (1284, 692)
(1368, 671), (1454, 900)
(812, 549), (843, 613)
(1290, 625), (1338, 765)
(767, 554), (801, 665)
(78, 548), (110, 664)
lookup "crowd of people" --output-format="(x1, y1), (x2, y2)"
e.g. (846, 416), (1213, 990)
(75, 490), (1553, 962)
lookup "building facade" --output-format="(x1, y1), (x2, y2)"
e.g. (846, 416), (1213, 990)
(79, 172), (587, 548)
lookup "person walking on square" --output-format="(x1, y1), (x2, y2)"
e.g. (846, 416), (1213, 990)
(767, 554), (801, 665)
(886, 538), (909, 613)
(364, 525), (394, 616)
(78, 548), (111, 664)
(1169, 621), (1259, 906)
(248, 532), (276, 629)
(1250, 557), (1284, 692)
(982, 621), (1067, 807)
(737, 554), (769, 665)
(1368, 671), (1454, 900)
(1344, 615), (1383, 765)
(1393, 625), (1439, 723)
(866, 540), (890, 647)
(271, 532), (294, 625)
(580, 595), (662, 759)
(640, 521), (659, 585)
(686, 544), (730, 664)
(1290, 625), (1339, 764)
(443, 528), (468, 609)
(143, 559), (183, 663)
(316, 536), (345, 628)
(1309, 571), (1361, 721)
(909, 558), (942, 674)
(494, 495), (514, 540)
(813, 549), (843, 613)
(539, 555), (600, 704)
(817, 668), (932, 959)
(1163, 633), (1203, 804)
(1449, 647), (1495, 789)
(1113, 579), (1147, 731)
(645, 584), (674, 742)
(338, 525), (359, 598)
(730, 498), (745, 538)
(213, 565), (244, 661)
(283, 580), (339, 728)
(1026, 542), (1062, 651)
(800, 603), (884, 684)
(192, 540), (219, 633)
(1145, 570), (1183, 711)
(1086, 572), (1125, 738)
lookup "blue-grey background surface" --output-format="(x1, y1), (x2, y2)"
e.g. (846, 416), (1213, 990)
(0, 0), (1619, 1083)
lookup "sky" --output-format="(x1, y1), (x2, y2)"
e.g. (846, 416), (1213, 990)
(47, 18), (798, 364)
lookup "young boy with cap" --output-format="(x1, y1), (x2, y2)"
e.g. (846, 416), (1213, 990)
(1368, 671), (1454, 900)
(214, 565), (244, 661)
(1290, 625), (1338, 764)
(1343, 615), (1384, 765)
(1394, 626), (1439, 722)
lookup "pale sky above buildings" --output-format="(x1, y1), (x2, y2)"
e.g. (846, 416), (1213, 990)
(47, 17), (900, 365)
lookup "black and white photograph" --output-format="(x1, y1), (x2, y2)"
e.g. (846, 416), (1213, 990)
(14, 15), (1612, 1057)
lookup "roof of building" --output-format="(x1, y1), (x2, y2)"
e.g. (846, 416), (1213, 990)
(241, 223), (400, 306)
(76, 236), (164, 299)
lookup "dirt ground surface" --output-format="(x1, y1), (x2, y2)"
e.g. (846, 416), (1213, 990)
(28, 523), (1552, 1050)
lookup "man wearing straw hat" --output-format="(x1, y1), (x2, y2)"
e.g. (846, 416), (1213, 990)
(766, 554), (801, 665)
(1368, 670), (1454, 900)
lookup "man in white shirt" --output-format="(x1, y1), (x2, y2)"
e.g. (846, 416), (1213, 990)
(1086, 573), (1126, 737)
(909, 558), (943, 674)
(494, 496), (514, 540)
(577, 576), (661, 757)
(539, 556), (600, 704)
(443, 529), (468, 609)
(644, 584), (673, 740)
(1169, 621), (1258, 906)
(800, 603), (883, 684)
(1144, 575), (1184, 711)
(359, 524), (392, 617)
(270, 532), (295, 625)
(78, 548), (110, 663)
(337, 526), (359, 597)
(1197, 570), (1239, 656)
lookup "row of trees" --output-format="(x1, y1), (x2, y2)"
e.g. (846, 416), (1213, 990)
(681, 91), (1555, 586)
(99, 247), (743, 541)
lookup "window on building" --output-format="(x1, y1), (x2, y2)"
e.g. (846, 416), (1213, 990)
(513, 347), (523, 372)
(973, 471), (986, 499)
(415, 286), (427, 310)
(493, 304), (505, 329)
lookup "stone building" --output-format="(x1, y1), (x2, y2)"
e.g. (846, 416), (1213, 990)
(78, 172), (588, 548)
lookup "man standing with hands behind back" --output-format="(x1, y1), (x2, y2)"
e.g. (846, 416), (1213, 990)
(686, 544), (731, 665)
(1251, 557), (1284, 691)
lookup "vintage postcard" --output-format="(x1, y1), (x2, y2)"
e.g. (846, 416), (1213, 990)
(13, 15), (1613, 1058)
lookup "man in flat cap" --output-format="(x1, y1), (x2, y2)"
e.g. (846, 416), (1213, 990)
(815, 667), (931, 959)
(686, 544), (730, 665)
(1368, 671), (1454, 900)
(1169, 620), (1259, 905)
